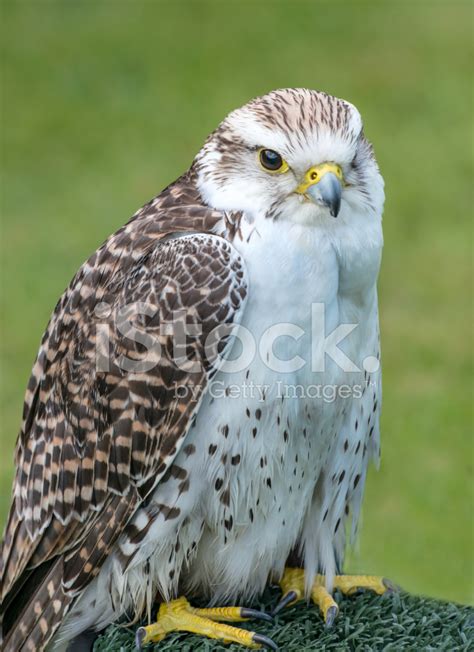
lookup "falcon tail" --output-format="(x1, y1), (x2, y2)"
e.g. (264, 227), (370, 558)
(1, 556), (73, 652)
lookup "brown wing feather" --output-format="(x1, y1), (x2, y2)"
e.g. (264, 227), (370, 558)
(0, 170), (247, 651)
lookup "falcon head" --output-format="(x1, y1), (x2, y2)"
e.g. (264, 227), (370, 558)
(195, 88), (384, 225)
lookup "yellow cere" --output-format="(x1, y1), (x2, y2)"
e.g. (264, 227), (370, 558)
(296, 162), (344, 194)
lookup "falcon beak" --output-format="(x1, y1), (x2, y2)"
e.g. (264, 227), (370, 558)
(296, 162), (343, 218)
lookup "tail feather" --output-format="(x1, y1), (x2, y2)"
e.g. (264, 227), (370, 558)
(1, 504), (32, 600)
(2, 492), (139, 650)
(2, 557), (73, 652)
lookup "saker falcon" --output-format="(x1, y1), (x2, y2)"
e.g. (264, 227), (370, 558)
(1, 88), (391, 651)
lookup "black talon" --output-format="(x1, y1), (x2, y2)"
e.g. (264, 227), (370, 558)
(135, 627), (146, 650)
(240, 607), (273, 623)
(325, 605), (338, 628)
(271, 590), (298, 616)
(253, 632), (278, 650)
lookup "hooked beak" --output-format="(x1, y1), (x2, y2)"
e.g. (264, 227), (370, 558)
(296, 162), (343, 218)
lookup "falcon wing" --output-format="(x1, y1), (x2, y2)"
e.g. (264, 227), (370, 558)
(1, 175), (248, 651)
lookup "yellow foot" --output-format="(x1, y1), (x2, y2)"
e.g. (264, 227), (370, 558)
(135, 596), (277, 650)
(273, 567), (397, 627)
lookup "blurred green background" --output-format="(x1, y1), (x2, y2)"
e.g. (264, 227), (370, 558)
(1, 0), (472, 605)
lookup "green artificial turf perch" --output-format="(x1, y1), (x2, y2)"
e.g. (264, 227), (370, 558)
(94, 587), (473, 651)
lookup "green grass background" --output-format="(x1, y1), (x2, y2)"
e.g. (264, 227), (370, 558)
(1, 0), (472, 608)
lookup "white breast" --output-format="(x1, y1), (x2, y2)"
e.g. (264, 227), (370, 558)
(180, 215), (383, 601)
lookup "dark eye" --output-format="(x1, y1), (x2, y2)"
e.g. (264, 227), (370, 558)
(259, 148), (284, 171)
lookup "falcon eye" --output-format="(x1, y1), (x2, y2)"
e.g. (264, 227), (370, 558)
(258, 148), (286, 172)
